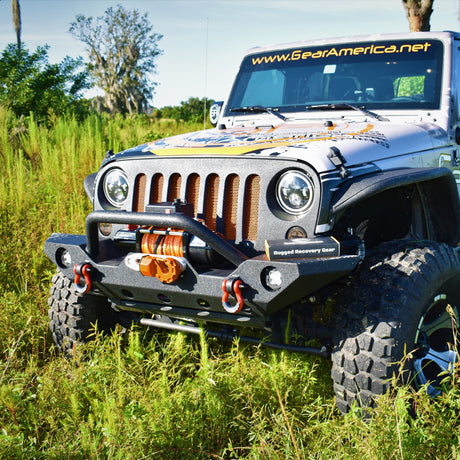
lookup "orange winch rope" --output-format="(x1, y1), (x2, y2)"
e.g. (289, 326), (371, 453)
(141, 229), (184, 257)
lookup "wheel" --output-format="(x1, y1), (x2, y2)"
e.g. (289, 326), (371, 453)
(331, 241), (460, 414)
(48, 270), (118, 352)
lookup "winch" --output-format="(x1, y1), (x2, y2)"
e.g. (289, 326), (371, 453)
(115, 200), (224, 282)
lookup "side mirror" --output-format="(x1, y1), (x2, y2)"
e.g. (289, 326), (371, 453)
(209, 101), (223, 126)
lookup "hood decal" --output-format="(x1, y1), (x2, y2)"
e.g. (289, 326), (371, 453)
(141, 122), (380, 156)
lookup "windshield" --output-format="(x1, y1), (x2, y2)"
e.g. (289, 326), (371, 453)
(225, 39), (443, 116)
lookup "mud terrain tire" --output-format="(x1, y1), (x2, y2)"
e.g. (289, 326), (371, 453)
(331, 241), (460, 414)
(48, 270), (117, 352)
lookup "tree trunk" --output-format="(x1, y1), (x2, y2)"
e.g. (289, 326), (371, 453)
(402, 0), (434, 32)
(11, 0), (21, 52)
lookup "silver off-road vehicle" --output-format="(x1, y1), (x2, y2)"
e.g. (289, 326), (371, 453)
(45, 31), (460, 413)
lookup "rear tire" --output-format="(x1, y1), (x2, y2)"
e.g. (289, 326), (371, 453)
(48, 270), (118, 353)
(331, 241), (460, 414)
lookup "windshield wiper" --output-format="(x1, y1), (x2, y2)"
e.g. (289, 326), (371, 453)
(305, 103), (388, 122)
(230, 106), (287, 122)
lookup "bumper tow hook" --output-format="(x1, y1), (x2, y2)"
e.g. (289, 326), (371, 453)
(73, 263), (92, 294)
(222, 278), (245, 313)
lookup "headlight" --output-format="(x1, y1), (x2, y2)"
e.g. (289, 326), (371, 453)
(103, 169), (129, 207)
(276, 171), (314, 215)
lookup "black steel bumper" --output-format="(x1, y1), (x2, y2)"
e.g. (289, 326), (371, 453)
(44, 211), (362, 328)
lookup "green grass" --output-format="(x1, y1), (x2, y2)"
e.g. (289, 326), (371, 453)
(0, 106), (459, 459)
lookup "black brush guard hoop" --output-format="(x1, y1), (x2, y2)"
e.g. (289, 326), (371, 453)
(86, 210), (248, 267)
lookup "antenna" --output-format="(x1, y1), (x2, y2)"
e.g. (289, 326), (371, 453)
(204, 17), (209, 130)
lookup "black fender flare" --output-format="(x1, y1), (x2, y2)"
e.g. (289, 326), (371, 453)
(84, 172), (98, 202)
(330, 167), (460, 244)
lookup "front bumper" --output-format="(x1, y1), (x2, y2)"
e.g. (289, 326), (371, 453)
(44, 211), (362, 328)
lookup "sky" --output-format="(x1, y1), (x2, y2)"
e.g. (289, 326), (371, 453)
(0, 0), (459, 108)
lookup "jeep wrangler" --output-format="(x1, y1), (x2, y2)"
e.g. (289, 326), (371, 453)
(45, 31), (460, 414)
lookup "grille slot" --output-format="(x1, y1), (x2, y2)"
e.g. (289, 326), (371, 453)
(223, 174), (240, 241)
(150, 173), (164, 203)
(243, 174), (260, 241)
(185, 173), (200, 215)
(133, 171), (260, 242)
(203, 174), (220, 232)
(133, 174), (147, 212)
(167, 173), (182, 202)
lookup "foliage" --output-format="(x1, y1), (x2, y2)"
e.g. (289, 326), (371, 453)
(396, 75), (425, 97)
(156, 97), (215, 124)
(69, 4), (163, 115)
(0, 106), (459, 458)
(0, 44), (89, 120)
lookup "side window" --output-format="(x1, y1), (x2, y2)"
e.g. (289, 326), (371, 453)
(456, 47), (460, 121)
(240, 69), (285, 107)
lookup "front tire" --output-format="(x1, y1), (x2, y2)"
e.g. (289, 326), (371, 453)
(48, 270), (118, 352)
(331, 241), (460, 414)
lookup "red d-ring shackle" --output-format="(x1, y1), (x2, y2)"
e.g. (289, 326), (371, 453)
(222, 278), (244, 313)
(73, 263), (92, 294)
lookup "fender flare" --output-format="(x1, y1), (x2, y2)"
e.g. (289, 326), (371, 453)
(84, 172), (97, 202)
(330, 167), (460, 244)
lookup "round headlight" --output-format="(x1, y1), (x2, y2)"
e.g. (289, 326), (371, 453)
(276, 171), (314, 215)
(103, 169), (129, 207)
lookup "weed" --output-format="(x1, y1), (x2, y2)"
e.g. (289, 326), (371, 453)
(0, 106), (458, 458)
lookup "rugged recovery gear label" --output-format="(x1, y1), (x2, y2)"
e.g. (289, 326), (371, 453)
(265, 237), (340, 260)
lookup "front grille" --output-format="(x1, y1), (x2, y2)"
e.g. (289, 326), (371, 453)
(132, 170), (260, 243)
(97, 156), (321, 252)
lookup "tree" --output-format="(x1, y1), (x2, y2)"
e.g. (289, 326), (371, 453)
(11, 0), (21, 53)
(402, 0), (434, 31)
(158, 97), (215, 123)
(69, 5), (163, 115)
(0, 44), (89, 119)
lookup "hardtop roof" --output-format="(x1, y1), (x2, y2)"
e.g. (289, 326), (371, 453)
(243, 31), (458, 57)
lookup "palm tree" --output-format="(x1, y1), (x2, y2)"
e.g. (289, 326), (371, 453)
(11, 0), (21, 52)
(402, 0), (434, 32)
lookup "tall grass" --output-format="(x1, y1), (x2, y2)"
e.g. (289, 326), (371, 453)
(0, 106), (459, 459)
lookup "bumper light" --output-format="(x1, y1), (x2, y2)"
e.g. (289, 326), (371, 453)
(57, 248), (72, 268)
(99, 222), (113, 236)
(262, 267), (282, 291)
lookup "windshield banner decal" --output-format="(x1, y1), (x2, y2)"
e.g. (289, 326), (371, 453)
(251, 42), (433, 66)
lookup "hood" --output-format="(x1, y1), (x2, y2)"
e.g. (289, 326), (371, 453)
(112, 120), (448, 173)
